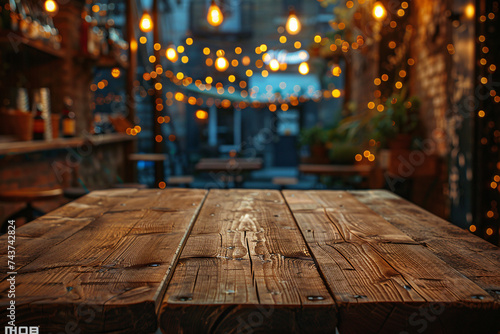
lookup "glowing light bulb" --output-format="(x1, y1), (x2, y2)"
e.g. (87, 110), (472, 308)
(207, 1), (223, 27)
(215, 56), (229, 71)
(373, 2), (386, 20)
(166, 47), (178, 62)
(286, 9), (301, 35)
(298, 62), (309, 75)
(44, 0), (58, 14)
(269, 59), (280, 71)
(140, 12), (153, 32)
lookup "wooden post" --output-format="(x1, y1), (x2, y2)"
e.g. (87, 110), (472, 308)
(152, 0), (164, 185)
(126, 0), (137, 124)
(125, 0), (138, 182)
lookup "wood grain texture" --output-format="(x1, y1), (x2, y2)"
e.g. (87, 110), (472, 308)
(0, 188), (207, 333)
(159, 189), (336, 334)
(352, 190), (500, 301)
(282, 190), (500, 334)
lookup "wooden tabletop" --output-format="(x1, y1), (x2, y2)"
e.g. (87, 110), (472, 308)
(195, 158), (263, 172)
(0, 189), (499, 333)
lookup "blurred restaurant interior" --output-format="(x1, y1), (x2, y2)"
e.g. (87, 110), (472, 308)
(0, 0), (499, 246)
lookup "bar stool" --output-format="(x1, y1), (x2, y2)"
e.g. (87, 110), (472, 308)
(0, 187), (63, 233)
(128, 153), (167, 187)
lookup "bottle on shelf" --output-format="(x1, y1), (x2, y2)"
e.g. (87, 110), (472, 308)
(33, 103), (45, 140)
(61, 97), (76, 138)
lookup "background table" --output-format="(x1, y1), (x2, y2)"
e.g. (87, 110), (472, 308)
(195, 158), (263, 187)
(1, 189), (499, 333)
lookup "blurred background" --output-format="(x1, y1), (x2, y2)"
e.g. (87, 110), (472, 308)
(0, 0), (498, 245)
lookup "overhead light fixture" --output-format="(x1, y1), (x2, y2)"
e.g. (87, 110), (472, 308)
(140, 11), (153, 32)
(286, 8), (301, 35)
(207, 0), (223, 27)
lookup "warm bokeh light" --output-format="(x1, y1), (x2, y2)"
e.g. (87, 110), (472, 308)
(196, 110), (209, 120)
(166, 48), (178, 62)
(207, 0), (223, 27)
(373, 2), (386, 20)
(465, 4), (475, 19)
(332, 66), (342, 77)
(215, 57), (229, 71)
(44, 0), (58, 14)
(269, 59), (280, 71)
(140, 12), (153, 32)
(111, 68), (121, 78)
(286, 10), (301, 35)
(298, 62), (309, 75)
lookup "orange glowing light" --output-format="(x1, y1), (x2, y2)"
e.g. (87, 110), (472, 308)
(215, 57), (229, 71)
(286, 9), (301, 35)
(207, 0), (223, 27)
(298, 62), (309, 75)
(44, 0), (58, 14)
(269, 59), (280, 71)
(373, 2), (386, 19)
(139, 12), (153, 32)
(111, 68), (120, 78)
(196, 110), (208, 120)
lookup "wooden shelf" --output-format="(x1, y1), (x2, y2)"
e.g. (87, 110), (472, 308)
(0, 30), (65, 59)
(0, 133), (135, 156)
(87, 133), (135, 146)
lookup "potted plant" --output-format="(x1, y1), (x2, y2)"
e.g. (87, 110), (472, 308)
(372, 89), (421, 150)
(299, 126), (329, 164)
(325, 119), (366, 165)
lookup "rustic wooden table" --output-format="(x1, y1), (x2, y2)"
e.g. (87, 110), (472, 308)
(1, 189), (499, 333)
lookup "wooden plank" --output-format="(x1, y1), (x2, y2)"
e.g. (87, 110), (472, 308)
(0, 137), (84, 156)
(0, 188), (207, 333)
(0, 134), (134, 156)
(282, 190), (500, 334)
(352, 190), (500, 299)
(159, 189), (336, 334)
